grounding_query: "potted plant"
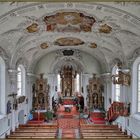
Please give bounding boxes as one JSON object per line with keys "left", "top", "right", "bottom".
{"left": 44, "top": 110, "right": 53, "bottom": 122}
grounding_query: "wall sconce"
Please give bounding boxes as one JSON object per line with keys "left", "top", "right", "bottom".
{"left": 112, "top": 69, "right": 131, "bottom": 86}
{"left": 8, "top": 92, "right": 17, "bottom": 98}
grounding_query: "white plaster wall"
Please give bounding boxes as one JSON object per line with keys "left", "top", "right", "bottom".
{"left": 0, "top": 69, "right": 31, "bottom": 138}
{"left": 81, "top": 52, "right": 101, "bottom": 74}
{"left": 0, "top": 66, "right": 13, "bottom": 138}
{"left": 0, "top": 2, "right": 140, "bottom": 22}
{"left": 34, "top": 51, "right": 101, "bottom": 75}
{"left": 115, "top": 116, "right": 140, "bottom": 138}
{"left": 0, "top": 101, "right": 29, "bottom": 138}
{"left": 0, "top": 76, "right": 11, "bottom": 138}
{"left": 34, "top": 52, "right": 56, "bottom": 76}
{"left": 0, "top": 115, "right": 11, "bottom": 138}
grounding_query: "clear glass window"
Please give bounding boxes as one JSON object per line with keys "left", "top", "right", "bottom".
{"left": 57, "top": 74, "right": 61, "bottom": 92}
{"left": 17, "top": 66, "right": 22, "bottom": 96}
{"left": 137, "top": 65, "right": 140, "bottom": 112}
{"left": 115, "top": 68, "right": 120, "bottom": 102}
{"left": 76, "top": 74, "right": 80, "bottom": 92}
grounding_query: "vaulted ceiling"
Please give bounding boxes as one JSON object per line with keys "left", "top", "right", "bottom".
{"left": 0, "top": 2, "right": 140, "bottom": 73}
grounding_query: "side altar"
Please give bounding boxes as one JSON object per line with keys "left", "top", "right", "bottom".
{"left": 32, "top": 73, "right": 50, "bottom": 110}
{"left": 87, "top": 74, "right": 104, "bottom": 110}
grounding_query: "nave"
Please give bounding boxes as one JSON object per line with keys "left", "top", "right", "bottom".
{"left": 1, "top": 2, "right": 140, "bottom": 139}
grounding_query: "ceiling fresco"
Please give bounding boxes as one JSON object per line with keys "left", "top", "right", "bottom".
{"left": 54, "top": 37, "right": 84, "bottom": 46}
{"left": 99, "top": 24, "right": 112, "bottom": 34}
{"left": 26, "top": 23, "right": 39, "bottom": 33}
{"left": 44, "top": 12, "right": 95, "bottom": 32}
{"left": 0, "top": 2, "right": 140, "bottom": 72}
{"left": 40, "top": 42, "right": 48, "bottom": 49}
{"left": 89, "top": 43, "right": 97, "bottom": 48}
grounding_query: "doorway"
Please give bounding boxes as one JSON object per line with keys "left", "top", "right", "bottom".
{"left": 78, "top": 95, "right": 84, "bottom": 111}
{"left": 18, "top": 110, "right": 24, "bottom": 124}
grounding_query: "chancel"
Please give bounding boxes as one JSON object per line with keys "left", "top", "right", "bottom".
{"left": 0, "top": 2, "right": 140, "bottom": 139}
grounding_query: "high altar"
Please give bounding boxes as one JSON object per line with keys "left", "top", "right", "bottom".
{"left": 60, "top": 66, "right": 77, "bottom": 97}
{"left": 32, "top": 73, "right": 49, "bottom": 110}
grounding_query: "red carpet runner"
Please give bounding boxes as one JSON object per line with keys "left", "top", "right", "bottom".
{"left": 57, "top": 105, "right": 79, "bottom": 138}
{"left": 58, "top": 118, "right": 79, "bottom": 129}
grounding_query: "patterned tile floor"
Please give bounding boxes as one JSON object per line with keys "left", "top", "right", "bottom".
{"left": 57, "top": 105, "right": 80, "bottom": 138}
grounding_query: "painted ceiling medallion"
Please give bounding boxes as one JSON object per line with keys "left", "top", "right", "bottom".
{"left": 26, "top": 23, "right": 39, "bottom": 33}
{"left": 54, "top": 37, "right": 84, "bottom": 46}
{"left": 40, "top": 43, "right": 48, "bottom": 49}
{"left": 90, "top": 43, "right": 97, "bottom": 48}
{"left": 44, "top": 12, "right": 95, "bottom": 32}
{"left": 99, "top": 24, "right": 112, "bottom": 33}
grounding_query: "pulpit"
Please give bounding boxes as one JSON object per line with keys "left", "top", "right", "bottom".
{"left": 107, "top": 101, "right": 130, "bottom": 122}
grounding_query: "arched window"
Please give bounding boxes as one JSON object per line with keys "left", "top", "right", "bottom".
{"left": 17, "top": 66, "right": 22, "bottom": 96}
{"left": 0, "top": 56, "right": 6, "bottom": 114}
{"left": 137, "top": 64, "right": 140, "bottom": 112}
{"left": 115, "top": 68, "right": 121, "bottom": 102}
{"left": 132, "top": 57, "right": 140, "bottom": 114}
{"left": 112, "top": 65, "right": 121, "bottom": 102}
{"left": 75, "top": 73, "right": 80, "bottom": 92}
{"left": 17, "top": 65, "right": 26, "bottom": 96}
{"left": 57, "top": 74, "right": 61, "bottom": 92}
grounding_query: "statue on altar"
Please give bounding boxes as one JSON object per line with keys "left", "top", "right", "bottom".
{"left": 64, "top": 88, "right": 71, "bottom": 97}
{"left": 93, "top": 93, "right": 98, "bottom": 109}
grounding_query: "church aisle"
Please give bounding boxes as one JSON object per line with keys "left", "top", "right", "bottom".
{"left": 57, "top": 105, "right": 80, "bottom": 139}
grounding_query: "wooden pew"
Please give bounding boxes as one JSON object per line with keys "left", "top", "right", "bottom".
{"left": 19, "top": 124, "right": 57, "bottom": 128}
{"left": 16, "top": 129, "right": 56, "bottom": 133}
{"left": 7, "top": 123, "right": 58, "bottom": 139}
{"left": 80, "top": 124, "right": 131, "bottom": 139}
{"left": 81, "top": 129, "right": 123, "bottom": 133}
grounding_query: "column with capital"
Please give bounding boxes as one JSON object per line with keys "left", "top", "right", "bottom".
{"left": 8, "top": 69, "right": 17, "bottom": 132}
{"left": 82, "top": 73, "right": 92, "bottom": 109}
{"left": 26, "top": 72, "right": 36, "bottom": 112}
{"left": 8, "top": 69, "right": 17, "bottom": 96}
{"left": 82, "top": 73, "right": 92, "bottom": 110}
{"left": 48, "top": 74, "right": 56, "bottom": 110}
{"left": 101, "top": 73, "right": 111, "bottom": 110}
